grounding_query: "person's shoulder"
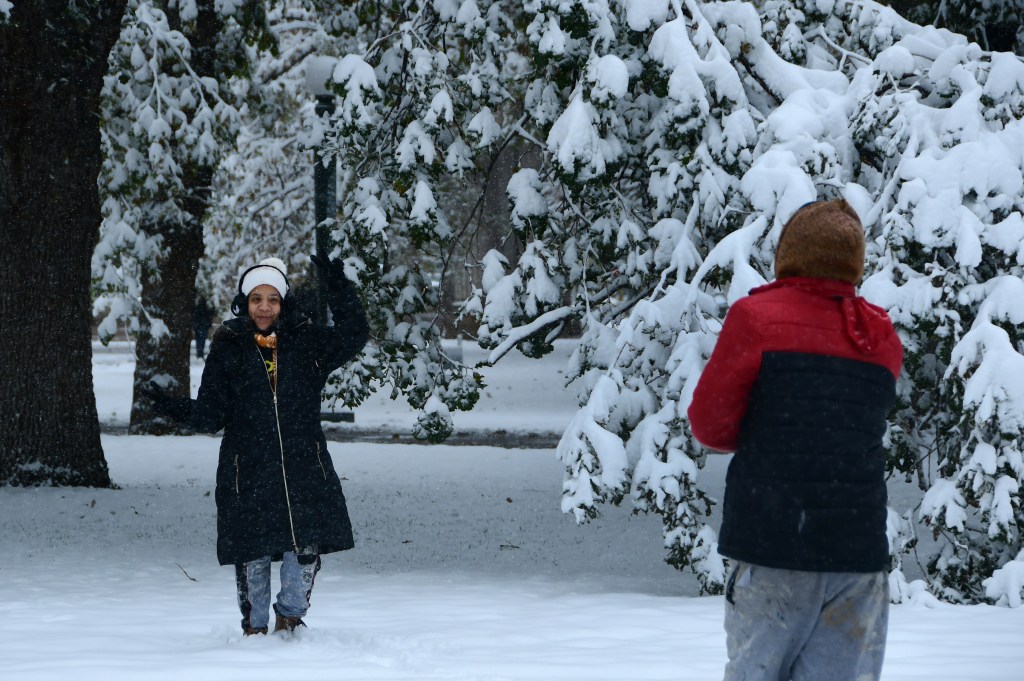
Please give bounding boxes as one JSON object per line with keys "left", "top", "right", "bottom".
{"left": 743, "top": 277, "right": 847, "bottom": 315}
{"left": 279, "top": 312, "right": 314, "bottom": 338}
{"left": 862, "top": 301, "right": 904, "bottom": 369}
{"left": 720, "top": 295, "right": 765, "bottom": 340}
{"left": 213, "top": 319, "right": 248, "bottom": 343}
{"left": 728, "top": 286, "right": 774, "bottom": 320}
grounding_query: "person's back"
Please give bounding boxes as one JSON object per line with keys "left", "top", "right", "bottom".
{"left": 693, "top": 277, "right": 902, "bottom": 573}
{"left": 687, "top": 200, "right": 903, "bottom": 681}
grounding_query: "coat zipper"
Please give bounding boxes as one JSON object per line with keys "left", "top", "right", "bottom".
{"left": 255, "top": 340, "right": 299, "bottom": 553}
{"left": 234, "top": 454, "right": 239, "bottom": 494}
{"left": 315, "top": 441, "right": 327, "bottom": 480}
{"left": 272, "top": 392, "right": 299, "bottom": 553}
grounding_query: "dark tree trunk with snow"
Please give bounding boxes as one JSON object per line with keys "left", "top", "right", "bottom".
{"left": 0, "top": 1, "right": 128, "bottom": 486}
{"left": 130, "top": 1, "right": 221, "bottom": 433}
{"left": 130, "top": 212, "right": 208, "bottom": 434}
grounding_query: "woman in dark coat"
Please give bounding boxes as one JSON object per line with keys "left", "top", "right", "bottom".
{"left": 150, "top": 255, "right": 368, "bottom": 636}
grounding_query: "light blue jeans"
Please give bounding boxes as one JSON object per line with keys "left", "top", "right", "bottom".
{"left": 235, "top": 548, "right": 321, "bottom": 631}
{"left": 723, "top": 561, "right": 888, "bottom": 681}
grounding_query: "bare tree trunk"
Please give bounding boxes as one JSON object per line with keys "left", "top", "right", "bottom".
{"left": 436, "top": 140, "right": 529, "bottom": 337}
{"left": 0, "top": 1, "right": 128, "bottom": 486}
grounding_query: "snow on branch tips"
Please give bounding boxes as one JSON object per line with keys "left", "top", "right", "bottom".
{"left": 331, "top": 55, "right": 381, "bottom": 130}
{"left": 984, "top": 550, "right": 1024, "bottom": 607}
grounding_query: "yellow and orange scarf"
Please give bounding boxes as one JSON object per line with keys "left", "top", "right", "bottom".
{"left": 254, "top": 332, "right": 278, "bottom": 392}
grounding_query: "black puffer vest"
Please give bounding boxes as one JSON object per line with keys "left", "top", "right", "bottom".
{"left": 718, "top": 352, "right": 896, "bottom": 572}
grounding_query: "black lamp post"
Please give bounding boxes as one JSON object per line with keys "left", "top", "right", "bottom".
{"left": 305, "top": 56, "right": 338, "bottom": 326}
{"left": 304, "top": 57, "right": 354, "bottom": 424}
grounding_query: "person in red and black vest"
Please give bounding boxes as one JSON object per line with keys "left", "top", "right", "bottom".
{"left": 688, "top": 200, "right": 903, "bottom": 681}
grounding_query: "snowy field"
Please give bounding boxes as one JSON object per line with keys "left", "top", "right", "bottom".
{"left": 0, "top": 341, "right": 1021, "bottom": 680}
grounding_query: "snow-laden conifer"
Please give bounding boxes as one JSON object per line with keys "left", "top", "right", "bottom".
{"left": 101, "top": 0, "right": 1024, "bottom": 603}
{"left": 458, "top": 0, "right": 1024, "bottom": 600}
{"left": 95, "top": 1, "right": 253, "bottom": 339}
{"left": 199, "top": 0, "right": 329, "bottom": 314}
{"left": 838, "top": 5, "right": 1024, "bottom": 602}
{"left": 93, "top": 0, "right": 270, "bottom": 433}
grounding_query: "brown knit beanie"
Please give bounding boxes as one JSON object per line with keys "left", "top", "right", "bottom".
{"left": 774, "top": 199, "right": 865, "bottom": 284}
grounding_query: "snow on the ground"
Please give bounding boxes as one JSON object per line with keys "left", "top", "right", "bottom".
{"left": 0, "top": 341, "right": 1019, "bottom": 679}
{"left": 2, "top": 437, "right": 1023, "bottom": 680}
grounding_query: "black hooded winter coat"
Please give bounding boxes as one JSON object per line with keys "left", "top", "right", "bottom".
{"left": 189, "top": 283, "right": 369, "bottom": 565}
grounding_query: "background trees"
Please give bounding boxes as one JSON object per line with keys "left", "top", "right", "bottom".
{"left": 93, "top": 0, "right": 271, "bottom": 434}
{"left": 4, "top": 0, "right": 1022, "bottom": 604}
{"left": 881, "top": 0, "right": 1024, "bottom": 53}
{"left": 306, "top": 0, "right": 1024, "bottom": 602}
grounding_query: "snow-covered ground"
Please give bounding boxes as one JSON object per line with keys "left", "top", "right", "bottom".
{"left": 0, "top": 342, "right": 1020, "bottom": 680}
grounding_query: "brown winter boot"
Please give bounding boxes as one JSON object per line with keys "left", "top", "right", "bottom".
{"left": 243, "top": 625, "right": 268, "bottom": 636}
{"left": 274, "top": 612, "right": 306, "bottom": 633}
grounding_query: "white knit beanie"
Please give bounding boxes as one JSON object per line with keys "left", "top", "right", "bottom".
{"left": 240, "top": 257, "right": 289, "bottom": 297}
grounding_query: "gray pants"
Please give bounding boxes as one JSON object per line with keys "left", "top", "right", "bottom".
{"left": 723, "top": 561, "right": 888, "bottom": 681}
{"left": 235, "top": 549, "right": 321, "bottom": 631}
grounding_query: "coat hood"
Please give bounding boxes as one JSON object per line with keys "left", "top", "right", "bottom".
{"left": 841, "top": 296, "right": 893, "bottom": 354}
